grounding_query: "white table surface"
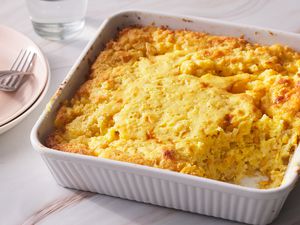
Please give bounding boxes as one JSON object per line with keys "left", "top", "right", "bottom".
{"left": 1, "top": 0, "right": 300, "bottom": 225}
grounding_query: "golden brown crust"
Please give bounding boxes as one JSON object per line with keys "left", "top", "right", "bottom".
{"left": 47, "top": 26, "right": 300, "bottom": 189}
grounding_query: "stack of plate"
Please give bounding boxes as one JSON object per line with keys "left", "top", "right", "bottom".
{"left": 0, "top": 25, "right": 50, "bottom": 134}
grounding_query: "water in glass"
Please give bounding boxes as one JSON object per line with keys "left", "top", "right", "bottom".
{"left": 26, "top": 0, "right": 87, "bottom": 40}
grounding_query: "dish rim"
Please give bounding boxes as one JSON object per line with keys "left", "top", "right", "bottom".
{"left": 31, "top": 9, "right": 300, "bottom": 194}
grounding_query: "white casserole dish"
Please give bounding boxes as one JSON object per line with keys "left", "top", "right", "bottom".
{"left": 31, "top": 10, "right": 300, "bottom": 225}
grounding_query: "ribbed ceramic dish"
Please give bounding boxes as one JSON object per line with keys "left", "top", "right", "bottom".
{"left": 31, "top": 10, "right": 300, "bottom": 225}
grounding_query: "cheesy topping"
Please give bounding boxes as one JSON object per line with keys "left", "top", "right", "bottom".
{"left": 47, "top": 26, "right": 300, "bottom": 189}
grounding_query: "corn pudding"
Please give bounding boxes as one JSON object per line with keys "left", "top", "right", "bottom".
{"left": 46, "top": 26, "right": 300, "bottom": 189}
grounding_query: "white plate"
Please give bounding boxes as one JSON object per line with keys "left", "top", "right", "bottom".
{"left": 0, "top": 72, "right": 49, "bottom": 135}
{"left": 0, "top": 25, "right": 49, "bottom": 127}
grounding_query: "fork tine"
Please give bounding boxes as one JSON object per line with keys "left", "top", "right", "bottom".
{"left": 8, "top": 53, "right": 35, "bottom": 89}
{"left": 15, "top": 49, "right": 28, "bottom": 71}
{"left": 8, "top": 75, "right": 19, "bottom": 87}
{"left": 25, "top": 52, "right": 36, "bottom": 72}
{"left": 0, "top": 76, "right": 7, "bottom": 85}
{"left": 20, "top": 50, "right": 32, "bottom": 72}
{"left": 0, "top": 74, "right": 14, "bottom": 87}
{"left": 10, "top": 49, "right": 26, "bottom": 71}
{"left": 12, "top": 51, "right": 35, "bottom": 88}
{"left": 10, "top": 49, "right": 24, "bottom": 70}
{"left": 4, "top": 74, "right": 16, "bottom": 87}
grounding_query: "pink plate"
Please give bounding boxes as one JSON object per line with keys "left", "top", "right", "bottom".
{"left": 0, "top": 25, "right": 49, "bottom": 126}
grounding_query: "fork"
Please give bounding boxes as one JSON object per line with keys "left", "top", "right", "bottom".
{"left": 0, "top": 70, "right": 32, "bottom": 77}
{"left": 0, "top": 49, "right": 36, "bottom": 91}
{"left": 0, "top": 49, "right": 36, "bottom": 92}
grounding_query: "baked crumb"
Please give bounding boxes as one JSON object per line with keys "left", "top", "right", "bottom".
{"left": 46, "top": 26, "right": 300, "bottom": 189}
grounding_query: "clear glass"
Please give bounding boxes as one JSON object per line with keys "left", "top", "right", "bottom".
{"left": 26, "top": 0, "right": 88, "bottom": 41}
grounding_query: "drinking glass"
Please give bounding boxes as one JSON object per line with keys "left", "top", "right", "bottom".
{"left": 26, "top": 0, "right": 88, "bottom": 41}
